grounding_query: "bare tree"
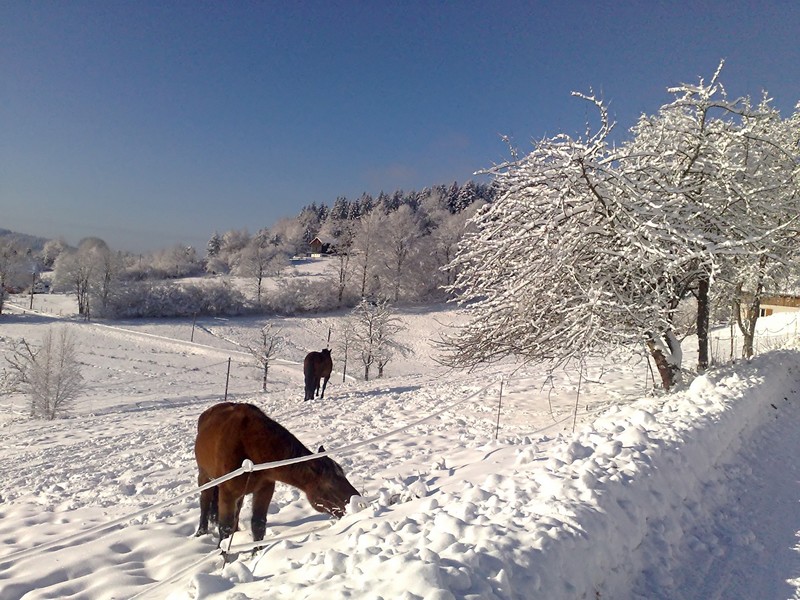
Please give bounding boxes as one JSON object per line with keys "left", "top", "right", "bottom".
{"left": 334, "top": 320, "right": 354, "bottom": 383}
{"left": 243, "top": 323, "right": 285, "bottom": 391}
{"left": 4, "top": 327, "right": 84, "bottom": 419}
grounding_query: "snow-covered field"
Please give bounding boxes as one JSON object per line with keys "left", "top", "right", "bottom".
{"left": 2, "top": 285, "right": 800, "bottom": 599}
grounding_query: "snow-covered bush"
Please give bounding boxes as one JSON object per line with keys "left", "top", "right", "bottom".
{"left": 98, "top": 280, "right": 248, "bottom": 318}
{"left": 122, "top": 245, "right": 204, "bottom": 281}
{"left": 264, "top": 276, "right": 346, "bottom": 315}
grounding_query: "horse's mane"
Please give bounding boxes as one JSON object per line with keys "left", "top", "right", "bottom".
{"left": 245, "top": 403, "right": 315, "bottom": 460}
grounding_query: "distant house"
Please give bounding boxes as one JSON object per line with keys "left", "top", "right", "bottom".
{"left": 308, "top": 235, "right": 332, "bottom": 257}
{"left": 759, "top": 294, "right": 800, "bottom": 317}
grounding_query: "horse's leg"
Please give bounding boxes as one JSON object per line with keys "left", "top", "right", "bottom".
{"left": 217, "top": 484, "right": 240, "bottom": 543}
{"left": 196, "top": 472, "right": 212, "bottom": 536}
{"left": 251, "top": 481, "right": 275, "bottom": 542}
{"left": 304, "top": 373, "right": 313, "bottom": 401}
{"left": 320, "top": 375, "right": 329, "bottom": 399}
{"left": 210, "top": 486, "right": 219, "bottom": 525}
{"left": 315, "top": 376, "right": 322, "bottom": 398}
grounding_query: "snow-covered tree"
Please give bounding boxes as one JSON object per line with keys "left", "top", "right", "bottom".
{"left": 297, "top": 204, "right": 327, "bottom": 247}
{"left": 0, "top": 237, "right": 28, "bottom": 315}
{"left": 349, "top": 298, "right": 409, "bottom": 380}
{"left": 445, "top": 67, "right": 799, "bottom": 390}
{"left": 4, "top": 327, "right": 84, "bottom": 419}
{"left": 205, "top": 229, "right": 250, "bottom": 275}
{"left": 624, "top": 66, "right": 800, "bottom": 368}
{"left": 718, "top": 102, "right": 800, "bottom": 358}
{"left": 445, "top": 93, "right": 680, "bottom": 386}
{"left": 53, "top": 237, "right": 114, "bottom": 319}
{"left": 270, "top": 217, "right": 306, "bottom": 257}
{"left": 236, "top": 230, "right": 287, "bottom": 304}
{"left": 352, "top": 210, "right": 384, "bottom": 298}
{"left": 378, "top": 205, "right": 422, "bottom": 302}
{"left": 150, "top": 245, "right": 202, "bottom": 279}
{"left": 428, "top": 202, "right": 483, "bottom": 290}
{"left": 319, "top": 215, "right": 357, "bottom": 307}
{"left": 206, "top": 232, "right": 222, "bottom": 260}
{"left": 40, "top": 238, "right": 69, "bottom": 269}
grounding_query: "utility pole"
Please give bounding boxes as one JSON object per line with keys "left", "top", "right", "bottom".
{"left": 29, "top": 271, "right": 35, "bottom": 310}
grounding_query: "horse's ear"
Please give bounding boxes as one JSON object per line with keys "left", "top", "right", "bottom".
{"left": 318, "top": 445, "right": 325, "bottom": 453}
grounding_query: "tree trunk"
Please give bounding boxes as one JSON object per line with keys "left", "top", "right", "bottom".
{"left": 735, "top": 292, "right": 761, "bottom": 360}
{"left": 734, "top": 256, "right": 768, "bottom": 359}
{"left": 360, "top": 265, "right": 368, "bottom": 297}
{"left": 646, "top": 331, "right": 682, "bottom": 390}
{"left": 742, "top": 320, "right": 755, "bottom": 358}
{"left": 337, "top": 253, "right": 349, "bottom": 307}
{"left": 696, "top": 273, "right": 710, "bottom": 372}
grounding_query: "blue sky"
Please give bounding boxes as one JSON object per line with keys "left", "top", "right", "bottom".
{"left": 2, "top": 1, "right": 799, "bottom": 254}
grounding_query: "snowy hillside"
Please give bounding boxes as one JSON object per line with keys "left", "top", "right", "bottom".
{"left": 1, "top": 293, "right": 800, "bottom": 599}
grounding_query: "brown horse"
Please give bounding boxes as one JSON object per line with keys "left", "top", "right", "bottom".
{"left": 304, "top": 349, "right": 333, "bottom": 401}
{"left": 194, "top": 402, "right": 359, "bottom": 544}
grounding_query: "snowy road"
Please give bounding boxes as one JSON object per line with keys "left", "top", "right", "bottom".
{"left": 638, "top": 382, "right": 800, "bottom": 599}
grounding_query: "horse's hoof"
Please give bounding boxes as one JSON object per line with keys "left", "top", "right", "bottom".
{"left": 195, "top": 529, "right": 207, "bottom": 537}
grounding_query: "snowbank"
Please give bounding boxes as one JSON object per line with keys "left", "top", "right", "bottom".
{"left": 511, "top": 352, "right": 799, "bottom": 599}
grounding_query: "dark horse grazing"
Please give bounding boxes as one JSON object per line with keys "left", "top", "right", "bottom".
{"left": 304, "top": 348, "right": 333, "bottom": 401}
{"left": 194, "top": 402, "right": 359, "bottom": 544}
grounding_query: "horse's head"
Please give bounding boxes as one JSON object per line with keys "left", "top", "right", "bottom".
{"left": 306, "top": 448, "right": 359, "bottom": 518}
